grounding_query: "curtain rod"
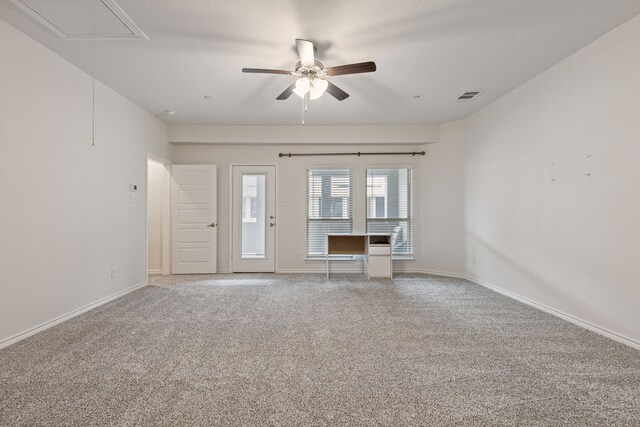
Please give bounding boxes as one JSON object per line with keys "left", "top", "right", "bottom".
{"left": 278, "top": 151, "right": 425, "bottom": 158}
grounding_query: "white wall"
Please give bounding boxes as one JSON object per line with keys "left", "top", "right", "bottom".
{"left": 147, "top": 160, "right": 165, "bottom": 273}
{"left": 421, "top": 121, "right": 466, "bottom": 275}
{"left": 0, "top": 18, "right": 170, "bottom": 345}
{"left": 169, "top": 125, "right": 439, "bottom": 145}
{"left": 171, "top": 139, "right": 465, "bottom": 275}
{"left": 464, "top": 14, "right": 640, "bottom": 346}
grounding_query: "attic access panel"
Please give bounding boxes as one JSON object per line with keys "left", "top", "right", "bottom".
{"left": 8, "top": 0, "right": 148, "bottom": 39}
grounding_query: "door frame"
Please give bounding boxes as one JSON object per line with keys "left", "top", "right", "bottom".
{"left": 229, "top": 163, "right": 278, "bottom": 273}
{"left": 146, "top": 153, "right": 172, "bottom": 276}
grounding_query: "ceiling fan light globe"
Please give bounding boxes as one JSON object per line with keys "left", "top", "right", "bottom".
{"left": 293, "top": 87, "right": 307, "bottom": 98}
{"left": 309, "top": 88, "right": 324, "bottom": 100}
{"left": 309, "top": 78, "right": 328, "bottom": 100}
{"left": 295, "top": 77, "right": 310, "bottom": 91}
{"left": 314, "top": 78, "right": 329, "bottom": 92}
{"left": 293, "top": 77, "right": 310, "bottom": 98}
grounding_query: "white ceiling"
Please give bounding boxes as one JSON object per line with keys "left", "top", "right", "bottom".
{"left": 2, "top": 0, "right": 640, "bottom": 125}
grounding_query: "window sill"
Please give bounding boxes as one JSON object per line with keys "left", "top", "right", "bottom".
{"left": 392, "top": 256, "right": 416, "bottom": 262}
{"left": 304, "top": 255, "right": 415, "bottom": 262}
{"left": 305, "top": 256, "right": 357, "bottom": 262}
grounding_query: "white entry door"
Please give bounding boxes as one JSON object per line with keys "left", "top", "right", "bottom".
{"left": 171, "top": 165, "right": 217, "bottom": 274}
{"left": 231, "top": 165, "right": 276, "bottom": 272}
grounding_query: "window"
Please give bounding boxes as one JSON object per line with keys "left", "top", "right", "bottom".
{"left": 366, "top": 168, "right": 412, "bottom": 256}
{"left": 242, "top": 175, "right": 262, "bottom": 223}
{"left": 307, "top": 169, "right": 353, "bottom": 256}
{"left": 241, "top": 174, "right": 266, "bottom": 258}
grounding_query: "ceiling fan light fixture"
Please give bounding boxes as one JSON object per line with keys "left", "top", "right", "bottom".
{"left": 309, "top": 78, "right": 328, "bottom": 100}
{"left": 293, "top": 77, "right": 311, "bottom": 98}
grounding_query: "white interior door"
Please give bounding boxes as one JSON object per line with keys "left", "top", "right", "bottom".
{"left": 171, "top": 165, "right": 217, "bottom": 274}
{"left": 231, "top": 165, "right": 276, "bottom": 272}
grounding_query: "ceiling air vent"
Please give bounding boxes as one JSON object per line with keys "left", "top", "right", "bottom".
{"left": 8, "top": 0, "right": 148, "bottom": 40}
{"left": 455, "top": 91, "right": 483, "bottom": 102}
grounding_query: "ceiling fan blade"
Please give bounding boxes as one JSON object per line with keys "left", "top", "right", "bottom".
{"left": 326, "top": 61, "right": 377, "bottom": 76}
{"left": 276, "top": 83, "right": 297, "bottom": 100}
{"left": 326, "top": 81, "right": 349, "bottom": 101}
{"left": 242, "top": 68, "right": 292, "bottom": 75}
{"left": 295, "top": 39, "right": 315, "bottom": 67}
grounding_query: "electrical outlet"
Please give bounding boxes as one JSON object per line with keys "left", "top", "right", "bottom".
{"left": 472, "top": 256, "right": 476, "bottom": 265}
{"left": 296, "top": 250, "right": 301, "bottom": 259}
{"left": 111, "top": 267, "right": 117, "bottom": 278}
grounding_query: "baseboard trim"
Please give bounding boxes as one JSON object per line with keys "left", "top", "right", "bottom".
{"left": 275, "top": 268, "right": 466, "bottom": 277}
{"left": 277, "top": 268, "right": 365, "bottom": 274}
{"left": 464, "top": 275, "right": 640, "bottom": 351}
{"left": 147, "top": 269, "right": 162, "bottom": 275}
{"left": 0, "top": 281, "right": 148, "bottom": 350}
{"left": 412, "top": 269, "right": 467, "bottom": 279}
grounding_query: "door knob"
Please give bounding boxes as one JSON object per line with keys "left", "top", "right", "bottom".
{"left": 270, "top": 222, "right": 276, "bottom": 227}
{"left": 270, "top": 215, "right": 275, "bottom": 219}
{"left": 207, "top": 223, "right": 217, "bottom": 228}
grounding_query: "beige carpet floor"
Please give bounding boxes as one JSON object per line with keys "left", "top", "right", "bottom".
{"left": 0, "top": 273, "right": 639, "bottom": 426}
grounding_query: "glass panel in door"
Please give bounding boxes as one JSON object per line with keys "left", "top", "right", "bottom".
{"left": 241, "top": 174, "right": 266, "bottom": 258}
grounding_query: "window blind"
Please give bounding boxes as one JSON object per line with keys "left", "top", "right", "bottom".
{"left": 307, "top": 168, "right": 353, "bottom": 256}
{"left": 366, "top": 168, "right": 412, "bottom": 256}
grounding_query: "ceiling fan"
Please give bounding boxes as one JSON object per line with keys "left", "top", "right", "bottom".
{"left": 242, "top": 39, "right": 376, "bottom": 101}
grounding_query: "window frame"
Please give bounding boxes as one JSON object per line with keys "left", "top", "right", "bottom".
{"left": 364, "top": 165, "right": 414, "bottom": 258}
{"left": 306, "top": 166, "right": 355, "bottom": 258}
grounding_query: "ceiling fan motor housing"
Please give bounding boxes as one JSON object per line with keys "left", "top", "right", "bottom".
{"left": 294, "top": 60, "right": 327, "bottom": 79}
